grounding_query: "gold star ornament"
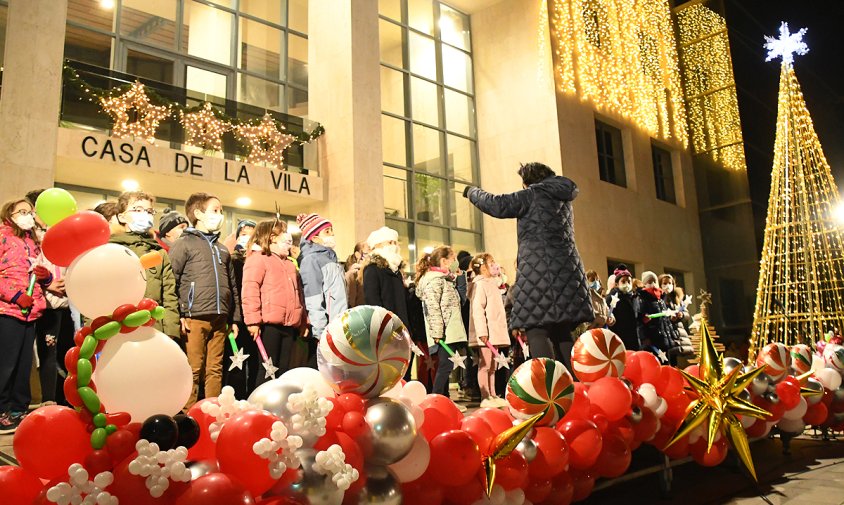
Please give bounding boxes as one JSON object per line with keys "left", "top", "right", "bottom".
{"left": 100, "top": 81, "right": 170, "bottom": 142}
{"left": 666, "top": 321, "right": 771, "bottom": 480}
{"left": 180, "top": 102, "right": 231, "bottom": 151}
{"left": 234, "top": 113, "right": 296, "bottom": 167}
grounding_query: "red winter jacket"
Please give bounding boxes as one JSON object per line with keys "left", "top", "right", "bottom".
{"left": 241, "top": 252, "right": 307, "bottom": 328}
{"left": 0, "top": 224, "right": 46, "bottom": 321}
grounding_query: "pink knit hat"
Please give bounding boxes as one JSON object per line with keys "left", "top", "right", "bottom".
{"left": 296, "top": 213, "right": 332, "bottom": 242}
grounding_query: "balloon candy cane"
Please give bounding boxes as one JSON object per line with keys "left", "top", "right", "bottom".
{"left": 228, "top": 331, "right": 250, "bottom": 371}
{"left": 484, "top": 340, "right": 511, "bottom": 370}
{"left": 439, "top": 340, "right": 467, "bottom": 370}
{"left": 256, "top": 335, "right": 279, "bottom": 379}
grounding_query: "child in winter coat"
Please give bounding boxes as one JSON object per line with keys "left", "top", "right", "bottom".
{"left": 415, "top": 246, "right": 467, "bottom": 400}
{"left": 469, "top": 254, "right": 510, "bottom": 408}
{"left": 297, "top": 213, "right": 347, "bottom": 343}
{"left": 242, "top": 220, "right": 307, "bottom": 383}
{"left": 637, "top": 271, "right": 678, "bottom": 365}
{"left": 659, "top": 274, "right": 694, "bottom": 364}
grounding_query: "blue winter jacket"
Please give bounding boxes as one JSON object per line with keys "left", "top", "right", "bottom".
{"left": 298, "top": 240, "right": 348, "bottom": 339}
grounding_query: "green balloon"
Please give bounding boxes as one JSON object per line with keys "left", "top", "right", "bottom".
{"left": 80, "top": 335, "right": 97, "bottom": 360}
{"left": 93, "top": 413, "right": 107, "bottom": 428}
{"left": 123, "top": 310, "right": 151, "bottom": 328}
{"left": 105, "top": 424, "right": 118, "bottom": 435}
{"left": 91, "top": 428, "right": 108, "bottom": 450}
{"left": 94, "top": 321, "right": 121, "bottom": 341}
{"left": 151, "top": 306, "right": 166, "bottom": 321}
{"left": 78, "top": 386, "right": 101, "bottom": 413}
{"left": 76, "top": 359, "right": 93, "bottom": 387}
{"left": 34, "top": 188, "right": 77, "bottom": 226}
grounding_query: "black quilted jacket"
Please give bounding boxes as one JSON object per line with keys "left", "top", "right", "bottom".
{"left": 465, "top": 176, "right": 594, "bottom": 330}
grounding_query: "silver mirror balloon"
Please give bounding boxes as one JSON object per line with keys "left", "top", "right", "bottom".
{"left": 364, "top": 398, "right": 417, "bottom": 465}
{"left": 272, "top": 449, "right": 345, "bottom": 505}
{"left": 805, "top": 378, "right": 824, "bottom": 405}
{"left": 186, "top": 460, "right": 218, "bottom": 481}
{"left": 356, "top": 465, "right": 402, "bottom": 505}
{"left": 516, "top": 437, "right": 538, "bottom": 463}
{"left": 723, "top": 357, "right": 743, "bottom": 375}
{"left": 248, "top": 379, "right": 303, "bottom": 421}
{"left": 751, "top": 372, "right": 770, "bottom": 396}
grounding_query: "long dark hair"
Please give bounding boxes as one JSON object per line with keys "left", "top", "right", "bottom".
{"left": 414, "top": 246, "right": 453, "bottom": 284}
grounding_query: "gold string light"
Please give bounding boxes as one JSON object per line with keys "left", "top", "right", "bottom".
{"left": 99, "top": 81, "right": 170, "bottom": 143}
{"left": 180, "top": 102, "right": 231, "bottom": 151}
{"left": 234, "top": 113, "right": 297, "bottom": 167}
{"left": 749, "top": 24, "right": 844, "bottom": 359}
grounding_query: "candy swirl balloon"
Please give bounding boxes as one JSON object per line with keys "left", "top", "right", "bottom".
{"left": 506, "top": 358, "right": 574, "bottom": 426}
{"left": 571, "top": 328, "right": 626, "bottom": 383}
{"left": 789, "top": 344, "right": 813, "bottom": 375}
{"left": 755, "top": 342, "right": 791, "bottom": 382}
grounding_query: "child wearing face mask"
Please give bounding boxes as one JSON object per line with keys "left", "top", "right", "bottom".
{"left": 296, "top": 213, "right": 347, "bottom": 347}
{"left": 109, "top": 191, "right": 180, "bottom": 340}
{"left": 170, "top": 192, "right": 242, "bottom": 408}
{"left": 242, "top": 220, "right": 307, "bottom": 382}
{"left": 468, "top": 254, "right": 510, "bottom": 408}
{"left": 659, "top": 274, "right": 694, "bottom": 363}
{"left": 362, "top": 227, "right": 410, "bottom": 329}
{"left": 222, "top": 218, "right": 257, "bottom": 396}
{"left": 585, "top": 269, "right": 614, "bottom": 329}
{"left": 604, "top": 264, "right": 640, "bottom": 352}
{"left": 637, "top": 271, "right": 678, "bottom": 365}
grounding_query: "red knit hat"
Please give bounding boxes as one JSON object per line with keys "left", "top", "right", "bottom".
{"left": 296, "top": 213, "right": 332, "bottom": 242}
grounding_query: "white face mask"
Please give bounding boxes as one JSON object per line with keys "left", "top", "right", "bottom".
{"left": 127, "top": 211, "right": 154, "bottom": 234}
{"left": 662, "top": 283, "right": 674, "bottom": 293}
{"left": 13, "top": 214, "right": 35, "bottom": 231}
{"left": 271, "top": 235, "right": 293, "bottom": 257}
{"left": 236, "top": 234, "right": 250, "bottom": 249}
{"left": 321, "top": 236, "right": 337, "bottom": 249}
{"left": 200, "top": 211, "right": 224, "bottom": 232}
{"left": 618, "top": 282, "right": 632, "bottom": 293}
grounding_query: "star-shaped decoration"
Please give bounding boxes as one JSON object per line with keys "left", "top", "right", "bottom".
{"left": 100, "top": 81, "right": 170, "bottom": 143}
{"left": 180, "top": 102, "right": 231, "bottom": 151}
{"left": 610, "top": 293, "right": 620, "bottom": 311}
{"left": 764, "top": 22, "right": 809, "bottom": 65}
{"left": 229, "top": 348, "right": 250, "bottom": 371}
{"left": 682, "top": 294, "right": 693, "bottom": 309}
{"left": 656, "top": 349, "right": 668, "bottom": 364}
{"left": 262, "top": 357, "right": 279, "bottom": 379}
{"left": 494, "top": 352, "right": 511, "bottom": 370}
{"left": 449, "top": 353, "right": 467, "bottom": 370}
{"left": 409, "top": 342, "right": 424, "bottom": 357}
{"left": 234, "top": 113, "right": 297, "bottom": 167}
{"left": 666, "top": 321, "right": 771, "bottom": 481}
{"left": 697, "top": 289, "right": 712, "bottom": 307}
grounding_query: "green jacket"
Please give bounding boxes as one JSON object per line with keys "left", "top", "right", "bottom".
{"left": 109, "top": 233, "right": 181, "bottom": 339}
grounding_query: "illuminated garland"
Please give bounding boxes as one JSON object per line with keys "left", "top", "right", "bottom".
{"left": 235, "top": 113, "right": 297, "bottom": 167}
{"left": 180, "top": 102, "right": 232, "bottom": 151}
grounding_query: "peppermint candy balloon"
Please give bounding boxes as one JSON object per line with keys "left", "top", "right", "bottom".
{"left": 823, "top": 344, "right": 844, "bottom": 375}
{"left": 755, "top": 342, "right": 791, "bottom": 382}
{"left": 318, "top": 306, "right": 411, "bottom": 398}
{"left": 571, "top": 328, "right": 626, "bottom": 383}
{"left": 789, "top": 344, "right": 813, "bottom": 375}
{"left": 506, "top": 358, "right": 574, "bottom": 426}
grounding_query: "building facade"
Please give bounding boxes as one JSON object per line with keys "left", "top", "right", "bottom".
{"left": 0, "top": 0, "right": 757, "bottom": 333}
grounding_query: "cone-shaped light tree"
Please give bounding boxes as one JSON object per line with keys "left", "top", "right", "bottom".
{"left": 750, "top": 23, "right": 844, "bottom": 359}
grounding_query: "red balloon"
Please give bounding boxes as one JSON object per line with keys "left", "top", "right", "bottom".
{"left": 341, "top": 411, "right": 369, "bottom": 439}
{"left": 0, "top": 466, "right": 44, "bottom": 505}
{"left": 14, "top": 406, "right": 92, "bottom": 480}
{"left": 106, "top": 428, "right": 139, "bottom": 465}
{"left": 804, "top": 402, "right": 828, "bottom": 426}
{"left": 530, "top": 427, "right": 569, "bottom": 480}
{"left": 63, "top": 375, "right": 83, "bottom": 408}
{"left": 443, "top": 473, "right": 483, "bottom": 504}
{"left": 187, "top": 398, "right": 219, "bottom": 461}
{"left": 401, "top": 478, "right": 444, "bottom": 505}
{"left": 420, "top": 394, "right": 464, "bottom": 424}
{"left": 216, "top": 410, "right": 283, "bottom": 497}
{"left": 594, "top": 432, "right": 631, "bottom": 478}
{"left": 525, "top": 475, "right": 552, "bottom": 504}
{"left": 570, "top": 469, "right": 596, "bottom": 502}
{"left": 460, "top": 416, "right": 495, "bottom": 454}
{"left": 324, "top": 397, "right": 344, "bottom": 431}
{"left": 776, "top": 381, "right": 801, "bottom": 410}
{"left": 175, "top": 473, "right": 256, "bottom": 505}
{"left": 655, "top": 366, "right": 685, "bottom": 399}
{"left": 559, "top": 383, "right": 591, "bottom": 423}
{"left": 623, "top": 352, "right": 661, "bottom": 386}
{"left": 64, "top": 346, "right": 81, "bottom": 374}
{"left": 427, "top": 430, "right": 482, "bottom": 486}
{"left": 649, "top": 416, "right": 680, "bottom": 451}
{"left": 111, "top": 458, "right": 188, "bottom": 505}
{"left": 663, "top": 391, "right": 693, "bottom": 423}
{"left": 663, "top": 434, "right": 690, "bottom": 460}
{"left": 496, "top": 450, "right": 529, "bottom": 490}
{"left": 544, "top": 471, "right": 574, "bottom": 505}
{"left": 419, "top": 407, "right": 460, "bottom": 442}
{"left": 609, "top": 417, "right": 635, "bottom": 447}
{"left": 683, "top": 365, "right": 701, "bottom": 384}
{"left": 690, "top": 437, "right": 728, "bottom": 467}
{"left": 744, "top": 418, "right": 770, "bottom": 438}
{"left": 631, "top": 407, "right": 658, "bottom": 444}
{"left": 588, "top": 377, "right": 632, "bottom": 422}
{"left": 557, "top": 420, "right": 602, "bottom": 470}
{"left": 472, "top": 407, "right": 514, "bottom": 434}
{"left": 754, "top": 395, "right": 786, "bottom": 422}
{"left": 337, "top": 393, "right": 366, "bottom": 414}
{"left": 84, "top": 449, "right": 114, "bottom": 475}
{"left": 41, "top": 211, "right": 110, "bottom": 266}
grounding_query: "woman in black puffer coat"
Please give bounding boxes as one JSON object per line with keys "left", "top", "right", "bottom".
{"left": 464, "top": 162, "right": 593, "bottom": 366}
{"left": 636, "top": 271, "right": 679, "bottom": 365}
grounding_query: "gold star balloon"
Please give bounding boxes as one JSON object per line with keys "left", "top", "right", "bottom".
{"left": 234, "top": 113, "right": 296, "bottom": 167}
{"left": 100, "top": 81, "right": 170, "bottom": 143}
{"left": 180, "top": 102, "right": 231, "bottom": 150}
{"left": 666, "top": 321, "right": 771, "bottom": 481}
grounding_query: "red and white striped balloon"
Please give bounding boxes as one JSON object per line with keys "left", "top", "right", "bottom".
{"left": 571, "top": 328, "right": 627, "bottom": 383}
{"left": 755, "top": 342, "right": 791, "bottom": 382}
{"left": 823, "top": 343, "right": 844, "bottom": 374}
{"left": 789, "top": 344, "right": 813, "bottom": 375}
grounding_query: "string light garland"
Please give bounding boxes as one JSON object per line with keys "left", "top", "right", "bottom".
{"left": 235, "top": 113, "right": 297, "bottom": 167}
{"left": 546, "top": 0, "right": 687, "bottom": 146}
{"left": 99, "top": 81, "right": 170, "bottom": 143}
{"left": 180, "top": 102, "right": 231, "bottom": 151}
{"left": 749, "top": 23, "right": 844, "bottom": 359}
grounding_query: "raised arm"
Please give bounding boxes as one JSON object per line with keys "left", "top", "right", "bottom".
{"left": 464, "top": 186, "right": 532, "bottom": 219}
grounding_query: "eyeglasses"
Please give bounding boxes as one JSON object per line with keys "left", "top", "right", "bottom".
{"left": 128, "top": 207, "right": 157, "bottom": 215}
{"left": 11, "top": 209, "right": 33, "bottom": 218}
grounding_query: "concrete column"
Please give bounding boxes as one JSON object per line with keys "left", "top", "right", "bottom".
{"left": 308, "top": 0, "right": 384, "bottom": 254}
{"left": 0, "top": 0, "right": 67, "bottom": 203}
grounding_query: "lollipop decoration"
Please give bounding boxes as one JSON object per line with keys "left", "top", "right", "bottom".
{"left": 439, "top": 340, "right": 467, "bottom": 370}
{"left": 506, "top": 357, "right": 574, "bottom": 426}
{"left": 255, "top": 335, "right": 279, "bottom": 379}
{"left": 756, "top": 342, "right": 791, "bottom": 382}
{"left": 789, "top": 344, "right": 813, "bottom": 375}
{"left": 484, "top": 340, "right": 511, "bottom": 370}
{"left": 571, "top": 328, "right": 626, "bottom": 383}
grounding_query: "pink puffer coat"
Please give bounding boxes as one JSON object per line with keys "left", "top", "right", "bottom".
{"left": 0, "top": 224, "right": 46, "bottom": 321}
{"left": 242, "top": 252, "right": 307, "bottom": 328}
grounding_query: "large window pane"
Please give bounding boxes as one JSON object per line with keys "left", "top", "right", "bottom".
{"left": 127, "top": 50, "right": 174, "bottom": 83}
{"left": 380, "top": 20, "right": 403, "bottom": 68}
{"left": 410, "top": 77, "right": 440, "bottom": 126}
{"left": 408, "top": 0, "right": 434, "bottom": 35}
{"left": 239, "top": 18, "right": 284, "bottom": 80}
{"left": 384, "top": 166, "right": 409, "bottom": 219}
{"left": 288, "top": 33, "right": 308, "bottom": 87}
{"left": 381, "top": 66, "right": 406, "bottom": 116}
{"left": 65, "top": 25, "right": 113, "bottom": 68}
{"left": 288, "top": 0, "right": 308, "bottom": 34}
{"left": 446, "top": 134, "right": 475, "bottom": 182}
{"left": 186, "top": 66, "right": 227, "bottom": 102}
{"left": 412, "top": 124, "right": 444, "bottom": 175}
{"left": 120, "top": 0, "right": 177, "bottom": 49}
{"left": 382, "top": 115, "right": 408, "bottom": 167}
{"left": 441, "top": 45, "right": 473, "bottom": 93}
{"left": 414, "top": 174, "right": 447, "bottom": 224}
{"left": 450, "top": 230, "right": 482, "bottom": 256}
{"left": 185, "top": 1, "right": 233, "bottom": 65}
{"left": 379, "top": 0, "right": 402, "bottom": 22}
{"left": 68, "top": 0, "right": 114, "bottom": 32}
{"left": 450, "top": 181, "right": 481, "bottom": 230}
{"left": 238, "top": 73, "right": 284, "bottom": 111}
{"left": 240, "top": 0, "right": 284, "bottom": 25}
{"left": 385, "top": 218, "right": 412, "bottom": 267}
{"left": 444, "top": 90, "right": 474, "bottom": 136}
{"left": 408, "top": 32, "right": 436, "bottom": 79}
{"left": 416, "top": 224, "right": 448, "bottom": 259}
{"left": 439, "top": 4, "right": 471, "bottom": 51}
{"left": 288, "top": 86, "right": 308, "bottom": 117}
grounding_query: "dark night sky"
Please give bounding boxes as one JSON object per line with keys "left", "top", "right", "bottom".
{"left": 723, "top": 0, "right": 844, "bottom": 217}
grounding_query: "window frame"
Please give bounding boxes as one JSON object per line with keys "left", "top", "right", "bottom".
{"left": 652, "top": 143, "right": 676, "bottom": 204}
{"left": 595, "top": 119, "right": 627, "bottom": 187}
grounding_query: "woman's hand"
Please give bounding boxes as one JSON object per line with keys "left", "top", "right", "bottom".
{"left": 479, "top": 335, "right": 489, "bottom": 344}
{"left": 248, "top": 325, "right": 260, "bottom": 341}
{"left": 46, "top": 278, "right": 65, "bottom": 296}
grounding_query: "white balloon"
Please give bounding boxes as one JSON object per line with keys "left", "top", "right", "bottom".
{"left": 489, "top": 484, "right": 506, "bottom": 505}
{"left": 399, "top": 381, "right": 428, "bottom": 406}
{"left": 638, "top": 383, "right": 659, "bottom": 410}
{"left": 505, "top": 488, "right": 526, "bottom": 505}
{"left": 278, "top": 367, "right": 335, "bottom": 398}
{"left": 688, "top": 425, "right": 705, "bottom": 445}
{"left": 388, "top": 435, "right": 430, "bottom": 483}
{"left": 816, "top": 368, "right": 842, "bottom": 390}
{"left": 782, "top": 397, "right": 808, "bottom": 420}
{"left": 94, "top": 326, "right": 192, "bottom": 421}
{"left": 654, "top": 398, "right": 668, "bottom": 418}
{"left": 739, "top": 414, "right": 757, "bottom": 429}
{"left": 65, "top": 244, "right": 147, "bottom": 319}
{"left": 777, "top": 417, "right": 805, "bottom": 434}
{"left": 381, "top": 382, "right": 402, "bottom": 399}
{"left": 811, "top": 355, "right": 826, "bottom": 373}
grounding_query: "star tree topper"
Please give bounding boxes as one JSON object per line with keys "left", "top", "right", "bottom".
{"left": 764, "top": 22, "right": 808, "bottom": 65}
{"left": 100, "top": 81, "right": 170, "bottom": 143}
{"left": 235, "top": 113, "right": 297, "bottom": 167}
{"left": 180, "top": 102, "right": 231, "bottom": 151}
{"left": 666, "top": 321, "right": 771, "bottom": 481}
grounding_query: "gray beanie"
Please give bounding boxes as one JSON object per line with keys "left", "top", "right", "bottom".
{"left": 158, "top": 208, "right": 188, "bottom": 236}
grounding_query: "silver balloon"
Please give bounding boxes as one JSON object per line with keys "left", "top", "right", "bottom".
{"left": 516, "top": 437, "right": 538, "bottom": 463}
{"left": 274, "top": 449, "right": 345, "bottom": 505}
{"left": 738, "top": 389, "right": 751, "bottom": 402}
{"left": 723, "top": 357, "right": 743, "bottom": 375}
{"left": 247, "top": 379, "right": 303, "bottom": 421}
{"left": 751, "top": 373, "right": 770, "bottom": 396}
{"left": 357, "top": 466, "right": 402, "bottom": 505}
{"left": 764, "top": 392, "right": 780, "bottom": 404}
{"left": 619, "top": 377, "right": 634, "bottom": 392}
{"left": 186, "top": 460, "right": 218, "bottom": 481}
{"left": 628, "top": 406, "right": 643, "bottom": 424}
{"left": 805, "top": 378, "right": 825, "bottom": 405}
{"left": 834, "top": 387, "right": 844, "bottom": 403}
{"left": 365, "top": 398, "right": 417, "bottom": 465}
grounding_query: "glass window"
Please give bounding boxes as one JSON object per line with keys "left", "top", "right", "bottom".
{"left": 380, "top": 19, "right": 404, "bottom": 68}
{"left": 384, "top": 166, "right": 409, "bottom": 219}
{"left": 379, "top": 0, "right": 402, "bottom": 22}
{"left": 410, "top": 77, "right": 440, "bottom": 126}
{"left": 416, "top": 224, "right": 448, "bottom": 255}
{"left": 414, "top": 174, "right": 447, "bottom": 224}
{"left": 449, "top": 181, "right": 480, "bottom": 230}
{"left": 446, "top": 134, "right": 475, "bottom": 182}
{"left": 382, "top": 116, "right": 408, "bottom": 166}
{"left": 288, "top": 86, "right": 308, "bottom": 117}
{"left": 64, "top": 188, "right": 108, "bottom": 214}
{"left": 184, "top": 1, "right": 233, "bottom": 65}
{"left": 65, "top": 25, "right": 113, "bottom": 68}
{"left": 288, "top": 33, "right": 308, "bottom": 87}
{"left": 288, "top": 0, "right": 308, "bottom": 34}
{"left": 663, "top": 269, "right": 687, "bottom": 292}
{"left": 450, "top": 229, "right": 482, "bottom": 257}
{"left": 408, "top": 32, "right": 436, "bottom": 79}
{"left": 444, "top": 90, "right": 474, "bottom": 136}
{"left": 386, "top": 218, "right": 412, "bottom": 267}
{"left": 596, "top": 120, "right": 627, "bottom": 187}
{"left": 412, "top": 124, "right": 443, "bottom": 175}
{"left": 606, "top": 259, "right": 636, "bottom": 278}
{"left": 441, "top": 45, "right": 473, "bottom": 93}
{"left": 439, "top": 4, "right": 470, "bottom": 51}
{"left": 652, "top": 145, "right": 676, "bottom": 203}
{"left": 68, "top": 0, "right": 114, "bottom": 33}
{"left": 186, "top": 66, "right": 228, "bottom": 102}
{"left": 381, "top": 67, "right": 406, "bottom": 116}
{"left": 238, "top": 73, "right": 284, "bottom": 111}
{"left": 239, "top": 17, "right": 284, "bottom": 80}
{"left": 120, "top": 0, "right": 177, "bottom": 49}
{"left": 240, "top": 0, "right": 284, "bottom": 26}
{"left": 408, "top": 0, "right": 434, "bottom": 35}
{"left": 126, "top": 50, "right": 175, "bottom": 83}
